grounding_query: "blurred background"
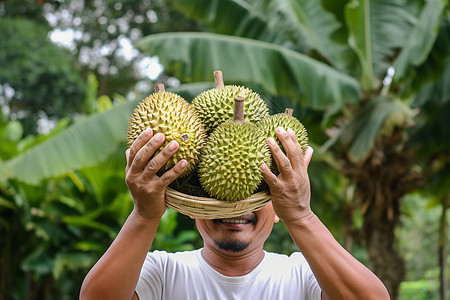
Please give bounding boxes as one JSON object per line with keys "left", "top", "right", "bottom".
{"left": 0, "top": 0, "right": 449, "bottom": 299}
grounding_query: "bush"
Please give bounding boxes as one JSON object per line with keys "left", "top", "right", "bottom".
{"left": 398, "top": 280, "right": 439, "bottom": 300}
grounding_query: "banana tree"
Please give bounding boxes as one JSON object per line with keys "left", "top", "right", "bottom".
{"left": 135, "top": 0, "right": 450, "bottom": 298}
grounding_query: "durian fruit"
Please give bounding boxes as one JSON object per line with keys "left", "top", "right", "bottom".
{"left": 127, "top": 84, "right": 207, "bottom": 176}
{"left": 192, "top": 70, "right": 269, "bottom": 132}
{"left": 198, "top": 96, "right": 271, "bottom": 202}
{"left": 258, "top": 108, "right": 308, "bottom": 172}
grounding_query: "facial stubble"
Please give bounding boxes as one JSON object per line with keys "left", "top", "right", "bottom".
{"left": 214, "top": 237, "right": 250, "bottom": 253}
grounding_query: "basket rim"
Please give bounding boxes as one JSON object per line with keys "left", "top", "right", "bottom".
{"left": 164, "top": 187, "right": 271, "bottom": 219}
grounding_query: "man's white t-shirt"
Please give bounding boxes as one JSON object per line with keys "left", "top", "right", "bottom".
{"left": 135, "top": 249, "right": 322, "bottom": 300}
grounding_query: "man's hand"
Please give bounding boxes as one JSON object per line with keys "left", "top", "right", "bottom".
{"left": 125, "top": 128, "right": 187, "bottom": 220}
{"left": 260, "top": 127, "right": 314, "bottom": 223}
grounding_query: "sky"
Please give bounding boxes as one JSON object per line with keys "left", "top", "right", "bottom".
{"left": 41, "top": 24, "right": 162, "bottom": 134}
{"left": 48, "top": 28, "right": 163, "bottom": 80}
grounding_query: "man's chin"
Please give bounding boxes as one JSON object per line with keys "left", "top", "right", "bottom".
{"left": 214, "top": 238, "right": 250, "bottom": 253}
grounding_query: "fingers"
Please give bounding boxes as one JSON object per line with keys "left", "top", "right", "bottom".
{"left": 287, "top": 128, "right": 301, "bottom": 151}
{"left": 159, "top": 159, "right": 188, "bottom": 186}
{"left": 267, "top": 137, "right": 292, "bottom": 175}
{"left": 141, "top": 140, "right": 180, "bottom": 179}
{"left": 278, "top": 127, "right": 304, "bottom": 170}
{"left": 127, "top": 127, "right": 189, "bottom": 183}
{"left": 125, "top": 148, "right": 131, "bottom": 171}
{"left": 131, "top": 132, "right": 166, "bottom": 171}
{"left": 260, "top": 162, "right": 278, "bottom": 187}
{"left": 266, "top": 127, "right": 299, "bottom": 174}
{"left": 303, "top": 146, "right": 314, "bottom": 169}
{"left": 264, "top": 127, "right": 313, "bottom": 177}
{"left": 127, "top": 128, "right": 153, "bottom": 170}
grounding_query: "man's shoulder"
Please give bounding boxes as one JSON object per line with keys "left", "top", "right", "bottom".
{"left": 150, "top": 248, "right": 201, "bottom": 256}
{"left": 146, "top": 248, "right": 201, "bottom": 265}
{"left": 264, "top": 251, "right": 306, "bottom": 261}
{"left": 263, "top": 251, "right": 310, "bottom": 269}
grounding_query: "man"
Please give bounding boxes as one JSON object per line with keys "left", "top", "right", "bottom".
{"left": 80, "top": 127, "right": 390, "bottom": 299}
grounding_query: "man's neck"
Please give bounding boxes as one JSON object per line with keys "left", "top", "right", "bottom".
{"left": 201, "top": 246, "right": 265, "bottom": 277}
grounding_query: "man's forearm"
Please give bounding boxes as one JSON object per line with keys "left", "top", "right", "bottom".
{"left": 80, "top": 209, "right": 160, "bottom": 300}
{"left": 285, "top": 212, "right": 390, "bottom": 300}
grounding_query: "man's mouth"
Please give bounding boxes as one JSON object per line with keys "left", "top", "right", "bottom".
{"left": 213, "top": 214, "right": 257, "bottom": 225}
{"left": 220, "top": 219, "right": 251, "bottom": 224}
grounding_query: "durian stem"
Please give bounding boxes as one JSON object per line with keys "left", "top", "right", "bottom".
{"left": 233, "top": 95, "right": 245, "bottom": 123}
{"left": 154, "top": 83, "right": 165, "bottom": 92}
{"left": 285, "top": 108, "right": 293, "bottom": 117}
{"left": 214, "top": 70, "right": 224, "bottom": 88}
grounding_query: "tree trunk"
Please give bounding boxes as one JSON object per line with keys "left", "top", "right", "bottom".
{"left": 363, "top": 202, "right": 404, "bottom": 300}
{"left": 342, "top": 129, "right": 423, "bottom": 299}
{"left": 439, "top": 193, "right": 449, "bottom": 300}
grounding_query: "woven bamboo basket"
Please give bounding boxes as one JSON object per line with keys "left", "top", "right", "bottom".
{"left": 165, "top": 187, "right": 271, "bottom": 219}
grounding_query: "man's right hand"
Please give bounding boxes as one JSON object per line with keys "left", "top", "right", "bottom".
{"left": 125, "top": 128, "right": 187, "bottom": 220}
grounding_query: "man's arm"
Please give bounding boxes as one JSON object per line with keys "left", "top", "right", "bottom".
{"left": 260, "top": 127, "right": 390, "bottom": 300}
{"left": 80, "top": 129, "right": 187, "bottom": 300}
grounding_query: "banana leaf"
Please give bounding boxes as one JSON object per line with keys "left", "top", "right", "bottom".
{"left": 137, "top": 32, "right": 362, "bottom": 112}
{"left": 345, "top": 0, "right": 418, "bottom": 90}
{"left": 2, "top": 83, "right": 210, "bottom": 185}
{"left": 321, "top": 95, "right": 403, "bottom": 162}
{"left": 392, "top": 0, "right": 446, "bottom": 82}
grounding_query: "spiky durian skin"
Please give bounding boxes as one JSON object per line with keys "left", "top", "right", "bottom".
{"left": 127, "top": 91, "right": 207, "bottom": 176}
{"left": 258, "top": 114, "right": 308, "bottom": 172}
{"left": 192, "top": 85, "right": 269, "bottom": 132}
{"left": 198, "top": 121, "right": 272, "bottom": 202}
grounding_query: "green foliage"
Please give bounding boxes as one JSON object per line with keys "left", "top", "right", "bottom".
{"left": 169, "top": 0, "right": 357, "bottom": 71}
{"left": 152, "top": 209, "right": 200, "bottom": 252}
{"left": 410, "top": 63, "right": 450, "bottom": 157}
{"left": 407, "top": 13, "right": 450, "bottom": 99}
{"left": 3, "top": 97, "right": 137, "bottom": 185}
{"left": 392, "top": 0, "right": 446, "bottom": 83}
{"left": 399, "top": 280, "right": 439, "bottom": 300}
{"left": 0, "top": 106, "right": 132, "bottom": 298}
{"left": 265, "top": 222, "right": 299, "bottom": 255}
{"left": 1, "top": 127, "right": 130, "bottom": 299}
{"left": 0, "top": 17, "right": 86, "bottom": 134}
{"left": 398, "top": 193, "right": 450, "bottom": 300}
{"left": 0, "top": 0, "right": 49, "bottom": 23}
{"left": 398, "top": 194, "right": 441, "bottom": 279}
{"left": 344, "top": 0, "right": 426, "bottom": 90}
{"left": 0, "top": 113, "right": 23, "bottom": 160}
{"left": 322, "top": 96, "right": 414, "bottom": 162}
